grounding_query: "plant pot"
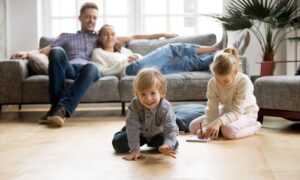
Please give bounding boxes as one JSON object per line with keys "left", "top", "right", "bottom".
{"left": 260, "top": 61, "right": 275, "bottom": 76}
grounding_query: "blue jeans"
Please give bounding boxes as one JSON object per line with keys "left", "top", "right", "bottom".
{"left": 48, "top": 47, "right": 101, "bottom": 117}
{"left": 112, "top": 126, "right": 179, "bottom": 153}
{"left": 125, "top": 43, "right": 214, "bottom": 75}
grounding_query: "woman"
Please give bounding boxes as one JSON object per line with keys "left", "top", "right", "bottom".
{"left": 92, "top": 24, "right": 222, "bottom": 77}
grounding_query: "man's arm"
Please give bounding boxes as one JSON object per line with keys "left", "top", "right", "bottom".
{"left": 117, "top": 33, "right": 178, "bottom": 44}
{"left": 10, "top": 45, "right": 52, "bottom": 59}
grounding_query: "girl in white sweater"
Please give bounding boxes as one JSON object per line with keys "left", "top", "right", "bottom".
{"left": 189, "top": 48, "right": 261, "bottom": 140}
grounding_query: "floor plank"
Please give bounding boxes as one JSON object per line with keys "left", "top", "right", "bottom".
{"left": 0, "top": 104, "right": 299, "bottom": 180}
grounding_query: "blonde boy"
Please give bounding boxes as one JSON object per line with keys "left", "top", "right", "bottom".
{"left": 112, "top": 68, "right": 179, "bottom": 160}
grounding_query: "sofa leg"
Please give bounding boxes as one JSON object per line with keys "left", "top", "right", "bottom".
{"left": 121, "top": 102, "right": 126, "bottom": 116}
{"left": 257, "top": 109, "right": 264, "bottom": 124}
{"left": 18, "top": 104, "right": 22, "bottom": 110}
{"left": 257, "top": 115, "right": 264, "bottom": 124}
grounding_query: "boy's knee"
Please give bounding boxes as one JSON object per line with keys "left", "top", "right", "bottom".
{"left": 112, "top": 132, "right": 130, "bottom": 153}
{"left": 112, "top": 138, "right": 129, "bottom": 153}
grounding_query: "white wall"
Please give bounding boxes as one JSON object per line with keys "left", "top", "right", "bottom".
{"left": 0, "top": 0, "right": 6, "bottom": 59}
{"left": 6, "top": 0, "right": 39, "bottom": 56}
{"left": 6, "top": 0, "right": 290, "bottom": 75}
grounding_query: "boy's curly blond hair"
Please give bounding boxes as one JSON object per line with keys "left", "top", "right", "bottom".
{"left": 133, "top": 68, "right": 167, "bottom": 98}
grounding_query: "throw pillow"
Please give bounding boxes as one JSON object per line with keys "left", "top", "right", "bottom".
{"left": 27, "top": 53, "right": 49, "bottom": 75}
{"left": 173, "top": 104, "right": 206, "bottom": 132}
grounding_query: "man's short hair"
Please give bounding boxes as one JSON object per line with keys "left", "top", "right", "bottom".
{"left": 80, "top": 2, "right": 98, "bottom": 16}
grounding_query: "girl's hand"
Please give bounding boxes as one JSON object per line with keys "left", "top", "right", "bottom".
{"left": 159, "top": 144, "right": 176, "bottom": 158}
{"left": 203, "top": 119, "right": 223, "bottom": 140}
{"left": 127, "top": 54, "right": 139, "bottom": 63}
{"left": 122, "top": 150, "right": 145, "bottom": 161}
{"left": 196, "top": 128, "right": 206, "bottom": 139}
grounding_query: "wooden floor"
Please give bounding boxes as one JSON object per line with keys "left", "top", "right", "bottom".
{"left": 0, "top": 104, "right": 300, "bottom": 180}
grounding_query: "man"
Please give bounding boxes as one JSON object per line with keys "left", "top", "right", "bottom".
{"left": 11, "top": 2, "right": 177, "bottom": 127}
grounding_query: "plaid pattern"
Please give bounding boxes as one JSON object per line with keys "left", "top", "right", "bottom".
{"left": 51, "top": 31, "right": 97, "bottom": 65}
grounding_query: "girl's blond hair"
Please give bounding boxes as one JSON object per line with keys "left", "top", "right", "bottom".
{"left": 133, "top": 68, "right": 167, "bottom": 98}
{"left": 210, "top": 47, "right": 240, "bottom": 75}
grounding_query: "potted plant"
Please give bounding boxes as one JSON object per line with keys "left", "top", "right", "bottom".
{"left": 211, "top": 0, "right": 300, "bottom": 75}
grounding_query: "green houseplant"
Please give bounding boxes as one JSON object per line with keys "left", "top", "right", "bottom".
{"left": 212, "top": 0, "right": 300, "bottom": 75}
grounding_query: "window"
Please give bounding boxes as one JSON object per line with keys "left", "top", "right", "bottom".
{"left": 41, "top": 0, "right": 223, "bottom": 39}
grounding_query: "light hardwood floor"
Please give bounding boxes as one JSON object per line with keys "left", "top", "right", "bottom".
{"left": 0, "top": 104, "right": 299, "bottom": 180}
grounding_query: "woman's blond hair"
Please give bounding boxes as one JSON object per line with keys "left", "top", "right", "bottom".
{"left": 210, "top": 47, "right": 240, "bottom": 75}
{"left": 95, "top": 24, "right": 122, "bottom": 52}
{"left": 133, "top": 68, "right": 167, "bottom": 98}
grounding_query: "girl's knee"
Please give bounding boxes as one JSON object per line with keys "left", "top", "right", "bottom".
{"left": 221, "top": 124, "right": 239, "bottom": 139}
{"left": 188, "top": 116, "right": 204, "bottom": 134}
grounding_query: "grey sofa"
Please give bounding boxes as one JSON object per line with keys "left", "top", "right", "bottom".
{"left": 0, "top": 33, "right": 248, "bottom": 114}
{"left": 254, "top": 76, "right": 300, "bottom": 123}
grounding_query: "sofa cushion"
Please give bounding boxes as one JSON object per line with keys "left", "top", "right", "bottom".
{"left": 27, "top": 53, "right": 49, "bottom": 75}
{"left": 22, "top": 75, "right": 120, "bottom": 103}
{"left": 39, "top": 36, "right": 55, "bottom": 49}
{"left": 126, "top": 33, "right": 216, "bottom": 55}
{"left": 119, "top": 71, "right": 212, "bottom": 102}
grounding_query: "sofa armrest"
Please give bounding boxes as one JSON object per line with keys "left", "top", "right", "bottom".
{"left": 240, "top": 56, "right": 249, "bottom": 76}
{"left": 0, "top": 59, "right": 29, "bottom": 104}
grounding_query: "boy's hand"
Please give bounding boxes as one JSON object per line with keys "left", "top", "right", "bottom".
{"left": 159, "top": 144, "right": 176, "bottom": 158}
{"left": 122, "top": 150, "right": 145, "bottom": 161}
{"left": 203, "top": 119, "right": 223, "bottom": 139}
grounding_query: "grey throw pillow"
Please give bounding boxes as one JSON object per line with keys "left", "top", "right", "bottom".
{"left": 173, "top": 104, "right": 206, "bottom": 132}
{"left": 126, "top": 33, "right": 216, "bottom": 55}
{"left": 27, "top": 53, "right": 49, "bottom": 75}
{"left": 39, "top": 36, "right": 55, "bottom": 49}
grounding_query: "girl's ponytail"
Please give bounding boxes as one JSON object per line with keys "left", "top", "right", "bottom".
{"left": 210, "top": 47, "right": 240, "bottom": 75}
{"left": 223, "top": 47, "right": 239, "bottom": 58}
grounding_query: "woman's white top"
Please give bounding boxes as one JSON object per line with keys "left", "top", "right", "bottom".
{"left": 92, "top": 47, "right": 142, "bottom": 77}
{"left": 205, "top": 72, "right": 259, "bottom": 125}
